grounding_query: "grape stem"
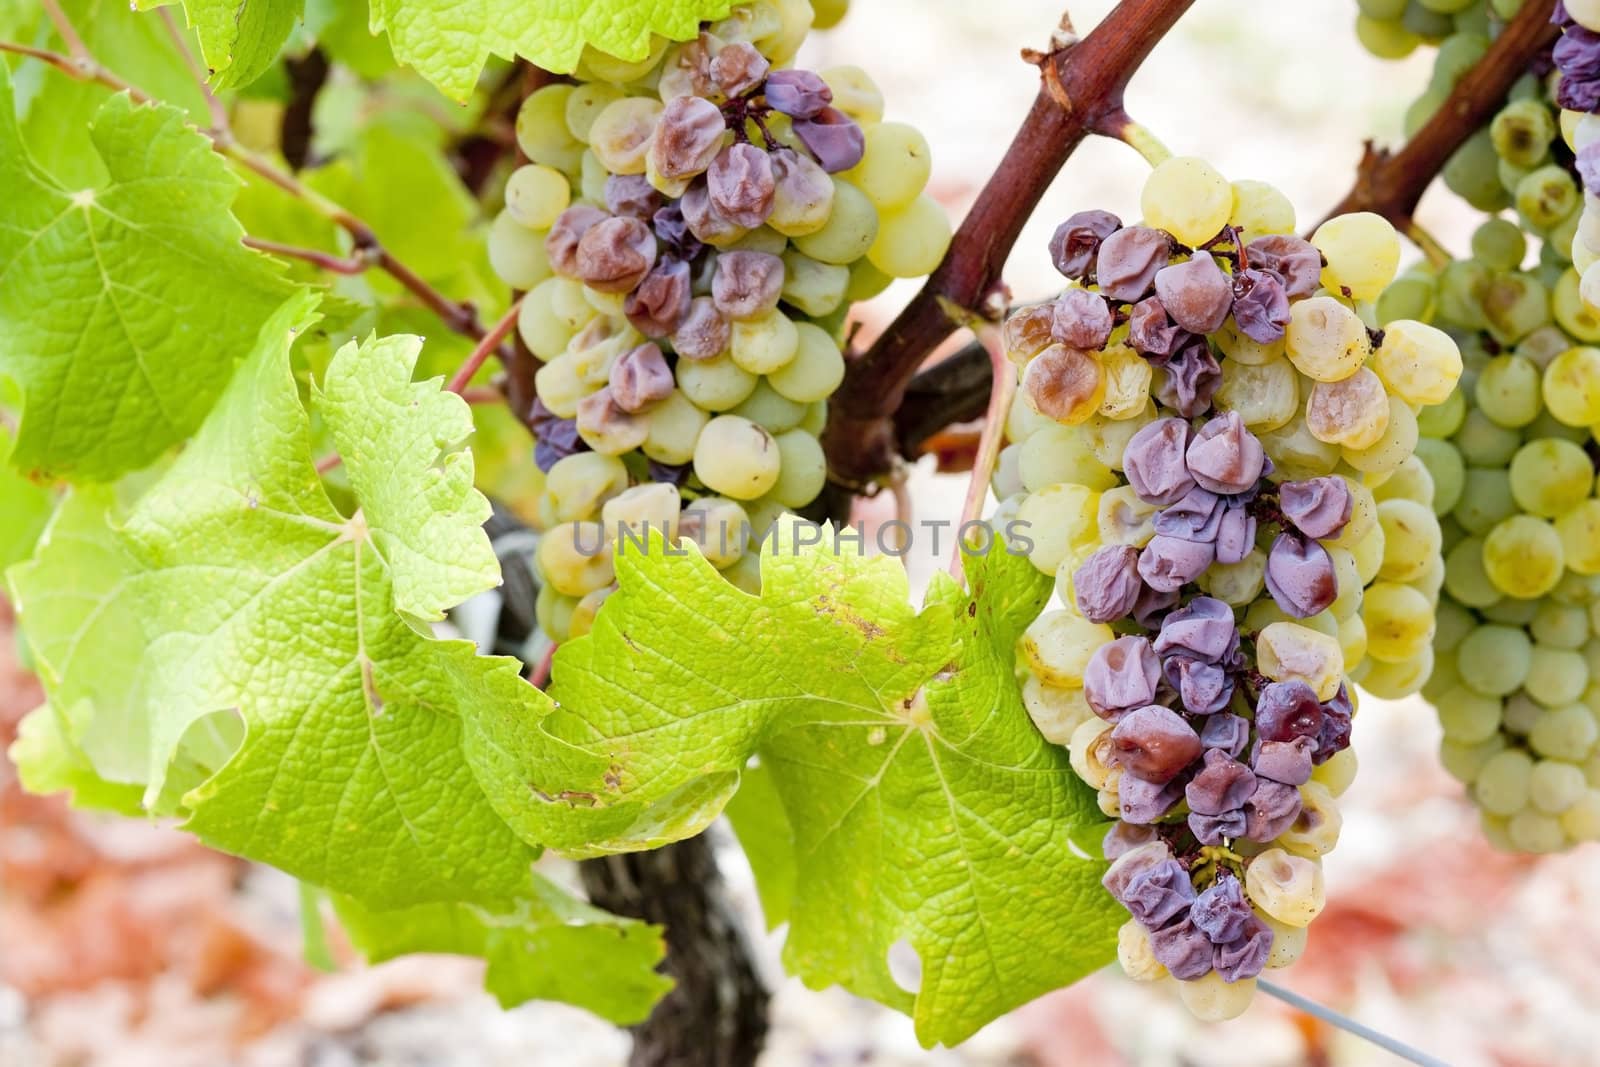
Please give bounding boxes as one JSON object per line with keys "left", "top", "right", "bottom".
{"left": 1256, "top": 979, "right": 1452, "bottom": 1067}
{"left": 822, "top": 0, "right": 1199, "bottom": 491}
{"left": 156, "top": 9, "right": 231, "bottom": 134}
{"left": 1315, "top": 0, "right": 1559, "bottom": 231}
{"left": 0, "top": 31, "right": 516, "bottom": 368}
{"left": 447, "top": 297, "right": 526, "bottom": 394}
{"left": 948, "top": 316, "right": 1014, "bottom": 580}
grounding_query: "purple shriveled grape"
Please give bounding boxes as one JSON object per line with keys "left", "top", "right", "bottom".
{"left": 649, "top": 460, "right": 691, "bottom": 485}
{"left": 1102, "top": 822, "right": 1159, "bottom": 860}
{"left": 1200, "top": 713, "right": 1250, "bottom": 758}
{"left": 1138, "top": 535, "right": 1216, "bottom": 592}
{"left": 1097, "top": 226, "right": 1171, "bottom": 302}
{"left": 1110, "top": 704, "right": 1203, "bottom": 784}
{"left": 672, "top": 296, "right": 730, "bottom": 360}
{"left": 1246, "top": 235, "right": 1323, "bottom": 298}
{"left": 1190, "top": 875, "right": 1254, "bottom": 943}
{"left": 1189, "top": 810, "right": 1248, "bottom": 846}
{"left": 1317, "top": 686, "right": 1354, "bottom": 760}
{"left": 575, "top": 386, "right": 647, "bottom": 447}
{"left": 1214, "top": 502, "right": 1257, "bottom": 566}
{"left": 1278, "top": 477, "right": 1353, "bottom": 540}
{"left": 532, "top": 411, "right": 585, "bottom": 472}
{"left": 681, "top": 179, "right": 744, "bottom": 244}
{"left": 1186, "top": 749, "right": 1258, "bottom": 816}
{"left": 650, "top": 202, "right": 702, "bottom": 259}
{"left": 1252, "top": 736, "right": 1316, "bottom": 786}
{"left": 1243, "top": 780, "right": 1303, "bottom": 842}
{"left": 1084, "top": 635, "right": 1162, "bottom": 720}
{"left": 1119, "top": 859, "right": 1197, "bottom": 930}
{"left": 1254, "top": 681, "right": 1324, "bottom": 743}
{"left": 1164, "top": 655, "right": 1233, "bottom": 715}
{"left": 763, "top": 69, "right": 833, "bottom": 118}
{"left": 1556, "top": 27, "right": 1600, "bottom": 111}
{"left": 1579, "top": 141, "right": 1600, "bottom": 194}
{"left": 1154, "top": 337, "right": 1222, "bottom": 418}
{"left": 709, "top": 41, "right": 770, "bottom": 96}
{"left": 769, "top": 148, "right": 835, "bottom": 221}
{"left": 1074, "top": 545, "right": 1144, "bottom": 624}
{"left": 1124, "top": 418, "right": 1196, "bottom": 506}
{"left": 545, "top": 204, "right": 609, "bottom": 278}
{"left": 1132, "top": 585, "right": 1181, "bottom": 630}
{"left": 1213, "top": 914, "right": 1273, "bottom": 982}
{"left": 1103, "top": 841, "right": 1171, "bottom": 899}
{"left": 1051, "top": 288, "right": 1115, "bottom": 350}
{"left": 1119, "top": 773, "right": 1188, "bottom": 825}
{"left": 1049, "top": 209, "right": 1122, "bottom": 280}
{"left": 625, "top": 259, "right": 692, "bottom": 337}
{"left": 1155, "top": 251, "right": 1233, "bottom": 334}
{"left": 1264, "top": 532, "right": 1338, "bottom": 618}
{"left": 1154, "top": 486, "right": 1223, "bottom": 543}
{"left": 793, "top": 107, "right": 866, "bottom": 172}
{"left": 711, "top": 250, "right": 785, "bottom": 320}
{"left": 1148, "top": 917, "right": 1214, "bottom": 980}
{"left": 576, "top": 216, "right": 658, "bottom": 293}
{"left": 1154, "top": 597, "right": 1240, "bottom": 665}
{"left": 708, "top": 143, "right": 777, "bottom": 229}
{"left": 650, "top": 95, "right": 727, "bottom": 180}
{"left": 609, "top": 343, "right": 676, "bottom": 413}
{"left": 605, "top": 174, "right": 665, "bottom": 221}
{"left": 1186, "top": 411, "right": 1266, "bottom": 495}
{"left": 1127, "top": 296, "right": 1192, "bottom": 359}
{"left": 1231, "top": 268, "right": 1292, "bottom": 344}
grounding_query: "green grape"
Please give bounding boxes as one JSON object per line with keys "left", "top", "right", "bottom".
{"left": 1228, "top": 179, "right": 1296, "bottom": 237}
{"left": 1358, "top": 0, "right": 1409, "bottom": 16}
{"left": 1471, "top": 218, "right": 1529, "bottom": 271}
{"left": 768, "top": 429, "right": 827, "bottom": 509}
{"left": 1404, "top": 1, "right": 1456, "bottom": 40}
{"left": 843, "top": 122, "right": 931, "bottom": 210}
{"left": 693, "top": 415, "right": 781, "bottom": 500}
{"left": 1508, "top": 438, "right": 1593, "bottom": 517}
{"left": 1516, "top": 166, "right": 1580, "bottom": 230}
{"left": 1453, "top": 408, "right": 1521, "bottom": 466}
{"left": 1437, "top": 259, "right": 1491, "bottom": 329}
{"left": 780, "top": 252, "right": 850, "bottom": 317}
{"left": 1376, "top": 498, "right": 1442, "bottom": 582}
{"left": 1529, "top": 703, "right": 1600, "bottom": 759}
{"left": 488, "top": 210, "right": 554, "bottom": 290}
{"left": 1556, "top": 500, "right": 1600, "bottom": 575}
{"left": 1441, "top": 732, "right": 1508, "bottom": 783}
{"left": 1141, "top": 156, "right": 1233, "bottom": 246}
{"left": 1444, "top": 536, "right": 1502, "bottom": 608}
{"left": 766, "top": 322, "right": 846, "bottom": 403}
{"left": 1419, "top": 0, "right": 1479, "bottom": 13}
{"left": 1416, "top": 387, "right": 1466, "bottom": 438}
{"left": 1438, "top": 687, "right": 1504, "bottom": 744}
{"left": 819, "top": 65, "right": 885, "bottom": 124}
{"left": 676, "top": 353, "right": 759, "bottom": 411}
{"left": 1508, "top": 810, "right": 1566, "bottom": 851}
{"left": 564, "top": 82, "right": 625, "bottom": 142}
{"left": 731, "top": 380, "right": 807, "bottom": 433}
{"left": 1482, "top": 273, "right": 1551, "bottom": 346}
{"left": 1343, "top": 395, "right": 1418, "bottom": 473}
{"left": 1529, "top": 760, "right": 1587, "bottom": 815}
{"left": 1459, "top": 623, "right": 1534, "bottom": 696}
{"left": 1542, "top": 345, "right": 1600, "bottom": 426}
{"left": 1363, "top": 581, "right": 1436, "bottom": 663}
{"left": 845, "top": 258, "right": 894, "bottom": 302}
{"left": 1404, "top": 85, "right": 1449, "bottom": 138}
{"left": 1553, "top": 270, "right": 1600, "bottom": 344}
{"left": 1482, "top": 515, "right": 1565, "bottom": 599}
{"left": 504, "top": 163, "right": 571, "bottom": 230}
{"left": 1435, "top": 597, "right": 1477, "bottom": 652}
{"left": 1377, "top": 271, "right": 1437, "bottom": 324}
{"left": 1492, "top": 97, "right": 1557, "bottom": 170}
{"left": 868, "top": 193, "right": 952, "bottom": 278}
{"left": 730, "top": 310, "right": 800, "bottom": 374}
{"left": 1444, "top": 128, "right": 1510, "bottom": 212}
{"left": 1453, "top": 467, "right": 1517, "bottom": 534}
{"left": 1525, "top": 645, "right": 1590, "bottom": 707}
{"left": 1532, "top": 602, "right": 1591, "bottom": 649}
{"left": 1413, "top": 437, "right": 1464, "bottom": 515}
{"left": 1372, "top": 454, "right": 1435, "bottom": 507}
{"left": 1474, "top": 354, "right": 1542, "bottom": 427}
{"left": 793, "top": 178, "right": 879, "bottom": 264}
{"left": 1021, "top": 611, "right": 1113, "bottom": 687}
{"left": 516, "top": 84, "right": 586, "bottom": 174}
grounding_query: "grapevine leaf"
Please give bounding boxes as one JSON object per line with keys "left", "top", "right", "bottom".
{"left": 332, "top": 873, "right": 673, "bottom": 1023}
{"left": 366, "top": 0, "right": 734, "bottom": 100}
{"left": 722, "top": 758, "right": 796, "bottom": 931}
{"left": 462, "top": 527, "right": 1122, "bottom": 1046}
{"left": 0, "top": 65, "right": 294, "bottom": 481}
{"left": 0, "top": 429, "right": 56, "bottom": 571}
{"left": 9, "top": 701, "right": 146, "bottom": 814}
{"left": 136, "top": 0, "right": 304, "bottom": 89}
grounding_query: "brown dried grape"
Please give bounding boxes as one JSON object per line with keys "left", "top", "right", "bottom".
{"left": 649, "top": 96, "right": 728, "bottom": 181}
{"left": 610, "top": 342, "right": 676, "bottom": 413}
{"left": 711, "top": 251, "right": 786, "bottom": 321}
{"left": 545, "top": 204, "right": 608, "bottom": 278}
{"left": 710, "top": 42, "right": 770, "bottom": 96}
{"left": 575, "top": 386, "right": 650, "bottom": 454}
{"left": 681, "top": 178, "right": 748, "bottom": 244}
{"left": 1097, "top": 226, "right": 1171, "bottom": 303}
{"left": 604, "top": 174, "right": 664, "bottom": 221}
{"left": 767, "top": 148, "right": 835, "bottom": 235}
{"left": 624, "top": 258, "right": 692, "bottom": 337}
{"left": 1003, "top": 303, "right": 1057, "bottom": 363}
{"left": 576, "top": 216, "right": 658, "bottom": 293}
{"left": 1023, "top": 344, "right": 1105, "bottom": 424}
{"left": 707, "top": 143, "right": 777, "bottom": 229}
{"left": 1051, "top": 288, "right": 1114, "bottom": 350}
{"left": 673, "top": 296, "right": 731, "bottom": 360}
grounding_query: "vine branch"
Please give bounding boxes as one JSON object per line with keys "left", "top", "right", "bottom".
{"left": 1318, "top": 0, "right": 1559, "bottom": 228}
{"left": 821, "top": 0, "right": 1199, "bottom": 489}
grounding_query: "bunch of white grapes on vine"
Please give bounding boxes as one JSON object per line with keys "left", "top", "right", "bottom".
{"left": 1373, "top": 223, "right": 1600, "bottom": 852}
{"left": 995, "top": 156, "right": 1463, "bottom": 1020}
{"left": 482, "top": 0, "right": 947, "bottom": 640}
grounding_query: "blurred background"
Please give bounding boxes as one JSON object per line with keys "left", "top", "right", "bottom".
{"left": 5, "top": 1, "right": 1600, "bottom": 1065}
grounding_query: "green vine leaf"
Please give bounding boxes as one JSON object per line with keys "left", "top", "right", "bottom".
{"left": 367, "top": 0, "right": 734, "bottom": 100}
{"left": 462, "top": 528, "right": 1122, "bottom": 1047}
{"left": 332, "top": 873, "right": 674, "bottom": 1024}
{"left": 0, "top": 65, "right": 294, "bottom": 482}
{"left": 136, "top": 0, "right": 303, "bottom": 89}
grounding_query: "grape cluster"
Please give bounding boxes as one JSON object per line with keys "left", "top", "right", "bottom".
{"left": 484, "top": 1, "right": 947, "bottom": 639}
{"left": 1376, "top": 241, "right": 1600, "bottom": 852}
{"left": 999, "top": 157, "right": 1464, "bottom": 1019}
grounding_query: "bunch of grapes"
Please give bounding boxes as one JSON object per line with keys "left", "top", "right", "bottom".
{"left": 1375, "top": 235, "right": 1600, "bottom": 852}
{"left": 483, "top": 0, "right": 948, "bottom": 639}
{"left": 997, "top": 156, "right": 1464, "bottom": 1019}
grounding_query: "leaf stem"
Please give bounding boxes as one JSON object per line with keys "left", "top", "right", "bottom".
{"left": 242, "top": 236, "right": 373, "bottom": 274}
{"left": 948, "top": 319, "right": 1015, "bottom": 580}
{"left": 156, "top": 8, "right": 230, "bottom": 134}
{"left": 1256, "top": 979, "right": 1452, "bottom": 1067}
{"left": 39, "top": 0, "right": 89, "bottom": 61}
{"left": 447, "top": 297, "right": 524, "bottom": 394}
{"left": 1405, "top": 221, "right": 1453, "bottom": 271}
